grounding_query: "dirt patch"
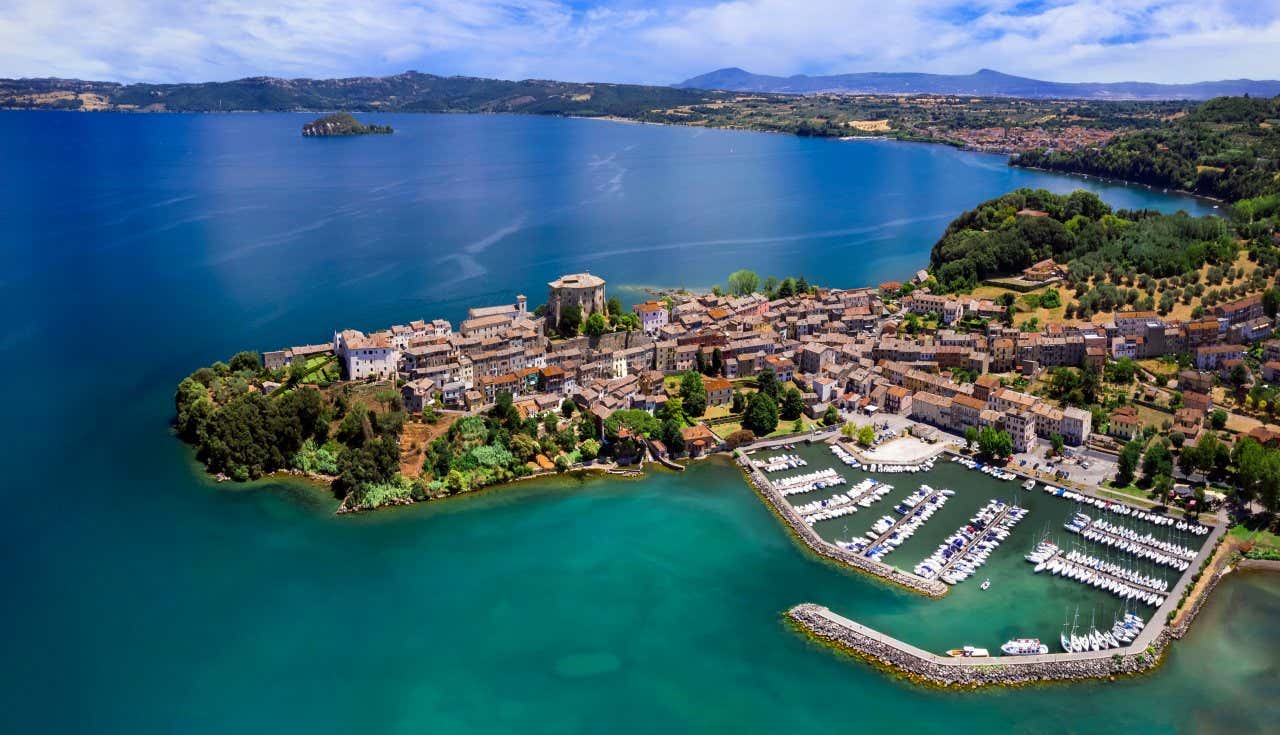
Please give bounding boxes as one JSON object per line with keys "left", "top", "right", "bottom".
{"left": 399, "top": 414, "right": 459, "bottom": 479}
{"left": 846, "top": 119, "right": 891, "bottom": 132}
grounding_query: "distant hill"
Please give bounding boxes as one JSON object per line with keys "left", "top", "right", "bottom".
{"left": 0, "top": 71, "right": 728, "bottom": 115}
{"left": 1012, "top": 95, "right": 1280, "bottom": 201}
{"left": 676, "top": 67, "right": 1280, "bottom": 101}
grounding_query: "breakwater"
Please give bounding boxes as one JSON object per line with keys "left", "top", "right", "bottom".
{"left": 738, "top": 450, "right": 948, "bottom": 597}
{"left": 789, "top": 603, "right": 1164, "bottom": 687}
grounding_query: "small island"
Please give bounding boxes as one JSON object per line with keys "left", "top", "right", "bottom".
{"left": 302, "top": 112, "right": 393, "bottom": 137}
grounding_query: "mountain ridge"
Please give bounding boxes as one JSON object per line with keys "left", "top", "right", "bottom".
{"left": 675, "top": 67, "right": 1280, "bottom": 100}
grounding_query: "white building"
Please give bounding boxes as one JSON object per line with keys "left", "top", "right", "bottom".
{"left": 333, "top": 329, "right": 400, "bottom": 380}
{"left": 634, "top": 301, "right": 669, "bottom": 335}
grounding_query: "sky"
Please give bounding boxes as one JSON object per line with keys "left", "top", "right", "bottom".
{"left": 3, "top": 0, "right": 1279, "bottom": 85}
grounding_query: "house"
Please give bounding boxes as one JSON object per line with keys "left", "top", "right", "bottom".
{"left": 704, "top": 376, "right": 734, "bottom": 407}
{"left": 634, "top": 301, "right": 669, "bottom": 335}
{"left": 1213, "top": 294, "right": 1264, "bottom": 325}
{"left": 1021, "top": 258, "right": 1065, "bottom": 282}
{"left": 680, "top": 425, "right": 718, "bottom": 457}
{"left": 333, "top": 329, "right": 399, "bottom": 380}
{"left": 885, "top": 385, "right": 913, "bottom": 415}
{"left": 1195, "top": 344, "right": 1246, "bottom": 371}
{"left": 1001, "top": 410, "right": 1037, "bottom": 452}
{"left": 401, "top": 378, "right": 437, "bottom": 413}
{"left": 1174, "top": 407, "right": 1205, "bottom": 439}
{"left": 1108, "top": 406, "right": 1141, "bottom": 440}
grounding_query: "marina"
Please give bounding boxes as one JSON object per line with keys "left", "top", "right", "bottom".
{"left": 747, "top": 440, "right": 1215, "bottom": 657}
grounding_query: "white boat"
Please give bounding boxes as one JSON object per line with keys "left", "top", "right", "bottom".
{"left": 980, "top": 578, "right": 991, "bottom": 590}
{"left": 1001, "top": 638, "right": 1048, "bottom": 656}
{"left": 946, "top": 646, "right": 990, "bottom": 658}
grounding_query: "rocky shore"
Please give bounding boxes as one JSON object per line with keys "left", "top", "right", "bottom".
{"left": 789, "top": 603, "right": 1166, "bottom": 687}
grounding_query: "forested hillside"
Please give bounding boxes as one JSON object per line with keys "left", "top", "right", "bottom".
{"left": 1012, "top": 96, "right": 1280, "bottom": 201}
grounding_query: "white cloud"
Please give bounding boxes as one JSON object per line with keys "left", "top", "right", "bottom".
{"left": 0, "top": 0, "right": 1277, "bottom": 84}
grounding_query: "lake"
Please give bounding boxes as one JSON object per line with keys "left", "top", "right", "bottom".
{"left": 1, "top": 111, "right": 1265, "bottom": 734}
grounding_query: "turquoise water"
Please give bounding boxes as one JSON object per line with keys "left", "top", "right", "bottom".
{"left": 0, "top": 111, "right": 1268, "bottom": 733}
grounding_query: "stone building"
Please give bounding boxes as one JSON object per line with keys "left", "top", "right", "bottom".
{"left": 547, "top": 273, "right": 606, "bottom": 332}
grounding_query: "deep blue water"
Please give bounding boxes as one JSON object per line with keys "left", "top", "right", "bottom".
{"left": 2, "top": 111, "right": 1259, "bottom": 735}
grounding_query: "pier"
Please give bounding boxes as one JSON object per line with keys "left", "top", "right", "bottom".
{"left": 1037, "top": 549, "right": 1168, "bottom": 604}
{"left": 934, "top": 503, "right": 1015, "bottom": 578}
{"left": 860, "top": 486, "right": 948, "bottom": 557}
{"left": 1066, "top": 516, "right": 1195, "bottom": 569}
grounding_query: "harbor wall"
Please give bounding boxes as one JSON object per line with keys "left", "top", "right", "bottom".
{"left": 789, "top": 603, "right": 1165, "bottom": 687}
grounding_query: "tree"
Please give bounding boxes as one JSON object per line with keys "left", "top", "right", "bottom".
{"left": 904, "top": 312, "right": 921, "bottom": 335}
{"left": 963, "top": 426, "right": 979, "bottom": 451}
{"left": 856, "top": 424, "right": 876, "bottom": 447}
{"left": 444, "top": 469, "right": 468, "bottom": 494}
{"left": 822, "top": 404, "right": 840, "bottom": 426}
{"left": 579, "top": 438, "right": 601, "bottom": 461}
{"left": 780, "top": 387, "right": 805, "bottom": 420}
{"left": 657, "top": 396, "right": 684, "bottom": 423}
{"left": 1209, "top": 409, "right": 1228, "bottom": 430}
{"left": 731, "top": 390, "right": 746, "bottom": 413}
{"left": 755, "top": 368, "right": 779, "bottom": 399}
{"left": 228, "top": 351, "right": 261, "bottom": 373}
{"left": 727, "top": 269, "right": 761, "bottom": 296}
{"left": 743, "top": 392, "right": 779, "bottom": 436}
{"left": 1264, "top": 287, "right": 1280, "bottom": 318}
{"left": 724, "top": 429, "right": 755, "bottom": 448}
{"left": 762, "top": 276, "right": 779, "bottom": 298}
{"left": 1040, "top": 288, "right": 1062, "bottom": 309}
{"left": 557, "top": 304, "right": 582, "bottom": 338}
{"left": 695, "top": 349, "right": 707, "bottom": 375}
{"left": 776, "top": 278, "right": 796, "bottom": 298}
{"left": 606, "top": 296, "right": 623, "bottom": 317}
{"left": 1050, "top": 433, "right": 1065, "bottom": 455}
{"left": 584, "top": 312, "right": 607, "bottom": 336}
{"left": 710, "top": 347, "right": 723, "bottom": 376}
{"left": 561, "top": 398, "right": 577, "bottom": 418}
{"left": 1104, "top": 358, "right": 1137, "bottom": 385}
{"left": 680, "top": 371, "right": 707, "bottom": 417}
{"left": 1154, "top": 473, "right": 1174, "bottom": 505}
{"left": 1143, "top": 441, "right": 1173, "bottom": 482}
{"left": 976, "top": 426, "right": 1013, "bottom": 459}
{"left": 1116, "top": 439, "right": 1142, "bottom": 486}
{"left": 663, "top": 419, "right": 686, "bottom": 455}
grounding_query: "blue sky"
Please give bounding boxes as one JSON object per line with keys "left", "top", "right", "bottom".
{"left": 3, "top": 1, "right": 1279, "bottom": 84}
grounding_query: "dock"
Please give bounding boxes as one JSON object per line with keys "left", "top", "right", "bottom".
{"left": 934, "top": 504, "right": 1016, "bottom": 577}
{"left": 861, "top": 487, "right": 948, "bottom": 557}
{"left": 1038, "top": 549, "right": 1167, "bottom": 604}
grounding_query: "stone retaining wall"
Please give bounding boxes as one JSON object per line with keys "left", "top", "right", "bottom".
{"left": 789, "top": 603, "right": 1166, "bottom": 687}
{"left": 738, "top": 454, "right": 947, "bottom": 598}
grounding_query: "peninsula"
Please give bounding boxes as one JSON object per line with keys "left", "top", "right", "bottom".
{"left": 302, "top": 112, "right": 392, "bottom": 137}
{"left": 174, "top": 116, "right": 1280, "bottom": 683}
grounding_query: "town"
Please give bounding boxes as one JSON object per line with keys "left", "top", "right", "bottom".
{"left": 251, "top": 255, "right": 1275, "bottom": 508}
